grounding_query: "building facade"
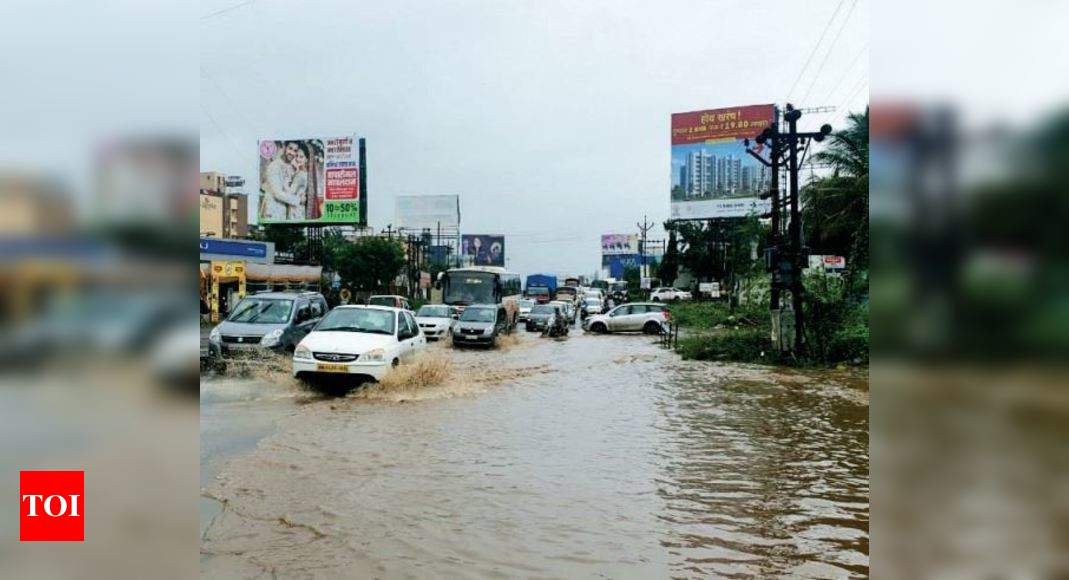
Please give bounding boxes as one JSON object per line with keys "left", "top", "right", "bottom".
{"left": 200, "top": 171, "right": 249, "bottom": 238}
{"left": 199, "top": 191, "right": 224, "bottom": 237}
{"left": 200, "top": 171, "right": 227, "bottom": 195}
{"left": 225, "top": 193, "right": 248, "bottom": 238}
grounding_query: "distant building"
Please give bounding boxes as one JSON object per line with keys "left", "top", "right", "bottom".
{"left": 225, "top": 193, "right": 248, "bottom": 238}
{"left": 200, "top": 171, "right": 249, "bottom": 238}
{"left": 200, "top": 191, "right": 224, "bottom": 238}
{"left": 0, "top": 174, "right": 76, "bottom": 236}
{"left": 200, "top": 171, "right": 227, "bottom": 194}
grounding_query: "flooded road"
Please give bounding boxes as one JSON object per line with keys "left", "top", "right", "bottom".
{"left": 201, "top": 329, "right": 868, "bottom": 578}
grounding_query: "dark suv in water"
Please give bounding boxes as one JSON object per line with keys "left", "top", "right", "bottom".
{"left": 207, "top": 291, "right": 328, "bottom": 359}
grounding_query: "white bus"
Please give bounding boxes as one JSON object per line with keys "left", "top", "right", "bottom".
{"left": 439, "top": 266, "right": 522, "bottom": 327}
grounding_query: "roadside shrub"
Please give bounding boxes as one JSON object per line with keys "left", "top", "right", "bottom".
{"left": 802, "top": 272, "right": 869, "bottom": 364}
{"left": 671, "top": 272, "right": 869, "bottom": 367}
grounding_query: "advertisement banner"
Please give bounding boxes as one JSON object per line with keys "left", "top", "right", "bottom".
{"left": 601, "top": 234, "right": 638, "bottom": 256}
{"left": 395, "top": 195, "right": 461, "bottom": 230}
{"left": 671, "top": 104, "right": 775, "bottom": 219}
{"left": 601, "top": 253, "right": 640, "bottom": 279}
{"left": 259, "top": 136, "right": 364, "bottom": 224}
{"left": 461, "top": 234, "right": 505, "bottom": 266}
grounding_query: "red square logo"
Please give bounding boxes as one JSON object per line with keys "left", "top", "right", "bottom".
{"left": 20, "top": 470, "right": 84, "bottom": 542}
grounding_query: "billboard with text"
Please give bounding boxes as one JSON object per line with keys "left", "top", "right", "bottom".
{"left": 671, "top": 105, "right": 774, "bottom": 219}
{"left": 258, "top": 136, "right": 365, "bottom": 225}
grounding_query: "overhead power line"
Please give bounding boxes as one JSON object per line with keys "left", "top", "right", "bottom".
{"left": 201, "top": 0, "right": 259, "bottom": 22}
{"left": 785, "top": 0, "right": 848, "bottom": 100}
{"left": 799, "top": 0, "right": 861, "bottom": 105}
{"left": 818, "top": 42, "right": 869, "bottom": 105}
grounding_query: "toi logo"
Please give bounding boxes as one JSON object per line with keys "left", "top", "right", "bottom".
{"left": 20, "top": 471, "right": 84, "bottom": 542}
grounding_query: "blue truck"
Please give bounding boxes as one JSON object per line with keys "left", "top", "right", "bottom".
{"left": 524, "top": 274, "right": 557, "bottom": 303}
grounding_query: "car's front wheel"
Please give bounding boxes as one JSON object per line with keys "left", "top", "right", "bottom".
{"left": 590, "top": 322, "right": 607, "bottom": 334}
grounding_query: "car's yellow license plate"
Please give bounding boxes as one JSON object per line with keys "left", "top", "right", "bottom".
{"left": 316, "top": 363, "right": 349, "bottom": 373}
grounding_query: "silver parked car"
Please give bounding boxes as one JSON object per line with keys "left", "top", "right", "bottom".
{"left": 208, "top": 291, "right": 328, "bottom": 358}
{"left": 582, "top": 302, "right": 669, "bottom": 335}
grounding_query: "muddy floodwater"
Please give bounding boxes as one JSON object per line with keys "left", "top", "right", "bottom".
{"left": 201, "top": 329, "right": 868, "bottom": 578}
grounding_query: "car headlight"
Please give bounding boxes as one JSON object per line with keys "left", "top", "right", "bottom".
{"left": 484, "top": 326, "right": 494, "bottom": 335}
{"left": 365, "top": 348, "right": 386, "bottom": 362}
{"left": 294, "top": 344, "right": 311, "bottom": 359}
{"left": 209, "top": 327, "right": 221, "bottom": 343}
{"left": 261, "top": 328, "right": 284, "bottom": 346}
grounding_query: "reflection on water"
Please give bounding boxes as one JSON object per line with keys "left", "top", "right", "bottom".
{"left": 201, "top": 330, "right": 868, "bottom": 578}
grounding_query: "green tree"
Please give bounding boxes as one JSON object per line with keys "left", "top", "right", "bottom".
{"left": 622, "top": 265, "right": 641, "bottom": 293}
{"left": 803, "top": 107, "right": 869, "bottom": 273}
{"left": 332, "top": 237, "right": 406, "bottom": 292}
{"left": 658, "top": 225, "right": 680, "bottom": 285}
{"left": 249, "top": 224, "right": 308, "bottom": 256}
{"left": 675, "top": 217, "right": 765, "bottom": 302}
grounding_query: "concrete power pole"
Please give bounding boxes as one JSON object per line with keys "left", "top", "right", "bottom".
{"left": 747, "top": 104, "right": 833, "bottom": 358}
{"left": 636, "top": 214, "right": 654, "bottom": 279}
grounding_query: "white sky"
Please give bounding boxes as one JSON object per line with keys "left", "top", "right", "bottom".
{"left": 200, "top": 0, "right": 870, "bottom": 277}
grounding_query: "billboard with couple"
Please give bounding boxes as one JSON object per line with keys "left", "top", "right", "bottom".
{"left": 258, "top": 136, "right": 365, "bottom": 225}
{"left": 461, "top": 234, "right": 505, "bottom": 267}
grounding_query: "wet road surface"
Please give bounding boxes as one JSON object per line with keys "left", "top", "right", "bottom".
{"left": 201, "top": 327, "right": 868, "bottom": 578}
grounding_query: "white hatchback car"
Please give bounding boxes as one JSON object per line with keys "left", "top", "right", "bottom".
{"left": 293, "top": 305, "right": 426, "bottom": 382}
{"left": 649, "top": 287, "right": 692, "bottom": 301}
{"left": 414, "top": 304, "right": 456, "bottom": 340}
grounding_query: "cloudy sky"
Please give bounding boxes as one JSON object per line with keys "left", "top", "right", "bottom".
{"left": 200, "top": 0, "right": 869, "bottom": 278}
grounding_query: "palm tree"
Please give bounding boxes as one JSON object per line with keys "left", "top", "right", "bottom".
{"left": 803, "top": 107, "right": 869, "bottom": 274}
{"left": 813, "top": 108, "right": 869, "bottom": 178}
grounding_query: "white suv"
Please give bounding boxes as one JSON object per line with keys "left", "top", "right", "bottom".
{"left": 649, "top": 287, "right": 692, "bottom": 301}
{"left": 583, "top": 302, "right": 670, "bottom": 334}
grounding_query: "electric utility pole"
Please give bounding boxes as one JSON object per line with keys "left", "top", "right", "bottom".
{"left": 746, "top": 104, "right": 832, "bottom": 357}
{"left": 637, "top": 214, "right": 654, "bottom": 278}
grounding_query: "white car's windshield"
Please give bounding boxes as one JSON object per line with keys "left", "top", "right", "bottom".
{"left": 227, "top": 298, "right": 294, "bottom": 324}
{"left": 317, "top": 308, "right": 396, "bottom": 335}
{"left": 518, "top": 299, "right": 535, "bottom": 308}
{"left": 417, "top": 305, "right": 451, "bottom": 318}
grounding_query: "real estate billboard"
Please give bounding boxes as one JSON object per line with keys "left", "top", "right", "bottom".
{"left": 258, "top": 136, "right": 365, "bottom": 225}
{"left": 671, "top": 105, "right": 775, "bottom": 219}
{"left": 461, "top": 234, "right": 505, "bottom": 267}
